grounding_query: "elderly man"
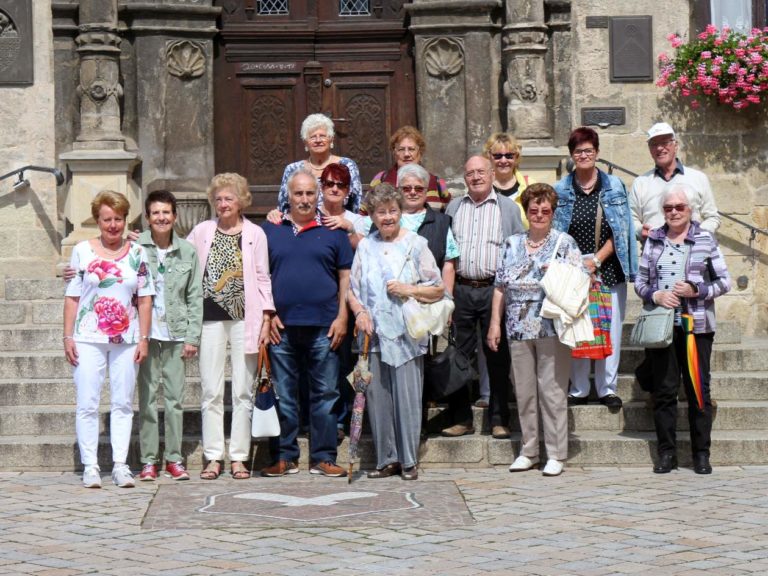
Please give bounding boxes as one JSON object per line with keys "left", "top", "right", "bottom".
{"left": 630, "top": 122, "right": 720, "bottom": 240}
{"left": 261, "top": 168, "right": 353, "bottom": 477}
{"left": 441, "top": 155, "right": 525, "bottom": 439}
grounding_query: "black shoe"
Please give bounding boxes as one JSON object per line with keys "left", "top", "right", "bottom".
{"left": 568, "top": 395, "right": 588, "bottom": 406}
{"left": 653, "top": 453, "right": 678, "bottom": 474}
{"left": 599, "top": 394, "right": 623, "bottom": 409}
{"left": 367, "top": 463, "right": 401, "bottom": 479}
{"left": 693, "top": 453, "right": 712, "bottom": 475}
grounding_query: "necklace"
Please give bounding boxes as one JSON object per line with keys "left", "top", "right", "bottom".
{"left": 526, "top": 230, "right": 550, "bottom": 249}
{"left": 99, "top": 237, "right": 124, "bottom": 257}
{"left": 307, "top": 158, "right": 330, "bottom": 171}
{"left": 576, "top": 171, "right": 597, "bottom": 193}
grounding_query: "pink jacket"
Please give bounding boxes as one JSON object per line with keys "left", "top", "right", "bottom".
{"left": 187, "top": 218, "right": 275, "bottom": 354}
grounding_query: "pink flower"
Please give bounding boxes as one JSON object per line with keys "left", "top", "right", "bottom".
{"left": 86, "top": 259, "right": 122, "bottom": 283}
{"left": 705, "top": 24, "right": 718, "bottom": 35}
{"left": 714, "top": 38, "right": 723, "bottom": 46}
{"left": 671, "top": 37, "right": 684, "bottom": 48}
{"left": 658, "top": 52, "right": 669, "bottom": 62}
{"left": 690, "top": 99, "right": 701, "bottom": 109}
{"left": 701, "top": 51, "right": 712, "bottom": 59}
{"left": 698, "top": 31, "right": 710, "bottom": 40}
{"left": 747, "top": 94, "right": 761, "bottom": 103}
{"left": 93, "top": 297, "right": 130, "bottom": 337}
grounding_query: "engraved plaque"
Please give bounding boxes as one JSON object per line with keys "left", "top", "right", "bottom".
{"left": 0, "top": 0, "right": 32, "bottom": 85}
{"left": 586, "top": 16, "right": 609, "bottom": 29}
{"left": 609, "top": 16, "right": 652, "bottom": 83}
{"left": 581, "top": 107, "right": 626, "bottom": 127}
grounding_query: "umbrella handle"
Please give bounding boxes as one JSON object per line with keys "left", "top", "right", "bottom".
{"left": 362, "top": 333, "right": 370, "bottom": 359}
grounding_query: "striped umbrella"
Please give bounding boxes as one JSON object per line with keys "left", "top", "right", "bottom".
{"left": 680, "top": 312, "right": 705, "bottom": 411}
{"left": 348, "top": 334, "right": 371, "bottom": 483}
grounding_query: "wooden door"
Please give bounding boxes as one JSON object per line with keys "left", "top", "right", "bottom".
{"left": 213, "top": 0, "right": 416, "bottom": 215}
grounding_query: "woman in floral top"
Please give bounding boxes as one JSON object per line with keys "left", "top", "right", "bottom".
{"left": 487, "top": 183, "right": 584, "bottom": 477}
{"left": 63, "top": 191, "right": 154, "bottom": 489}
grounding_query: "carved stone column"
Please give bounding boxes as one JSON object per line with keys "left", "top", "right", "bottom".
{"left": 406, "top": 0, "right": 502, "bottom": 181}
{"left": 503, "top": 0, "right": 550, "bottom": 140}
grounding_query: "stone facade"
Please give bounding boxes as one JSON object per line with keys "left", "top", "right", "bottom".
{"left": 0, "top": 0, "right": 765, "bottom": 334}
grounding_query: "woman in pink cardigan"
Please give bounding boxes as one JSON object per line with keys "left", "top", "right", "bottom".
{"left": 187, "top": 173, "right": 275, "bottom": 480}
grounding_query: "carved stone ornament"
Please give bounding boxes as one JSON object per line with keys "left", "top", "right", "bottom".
{"left": 166, "top": 40, "right": 206, "bottom": 80}
{"left": 424, "top": 37, "right": 464, "bottom": 79}
{"left": 174, "top": 193, "right": 211, "bottom": 238}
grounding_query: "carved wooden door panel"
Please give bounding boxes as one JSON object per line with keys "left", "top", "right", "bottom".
{"left": 213, "top": 0, "right": 415, "bottom": 215}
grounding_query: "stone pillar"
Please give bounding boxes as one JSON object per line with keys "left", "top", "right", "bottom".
{"left": 59, "top": 0, "right": 140, "bottom": 261}
{"left": 406, "top": 0, "right": 502, "bottom": 182}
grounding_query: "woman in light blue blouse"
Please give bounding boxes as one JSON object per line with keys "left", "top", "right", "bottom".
{"left": 487, "top": 183, "right": 584, "bottom": 477}
{"left": 347, "top": 183, "right": 445, "bottom": 481}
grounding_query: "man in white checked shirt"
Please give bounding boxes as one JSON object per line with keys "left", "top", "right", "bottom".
{"left": 443, "top": 155, "right": 525, "bottom": 438}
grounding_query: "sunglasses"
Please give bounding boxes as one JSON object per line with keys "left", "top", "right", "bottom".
{"left": 322, "top": 180, "right": 348, "bottom": 189}
{"left": 528, "top": 208, "right": 552, "bottom": 217}
{"left": 492, "top": 152, "right": 518, "bottom": 160}
{"left": 400, "top": 185, "right": 426, "bottom": 193}
{"left": 663, "top": 203, "right": 688, "bottom": 213}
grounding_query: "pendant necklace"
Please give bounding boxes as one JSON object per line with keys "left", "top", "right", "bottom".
{"left": 99, "top": 237, "right": 124, "bottom": 258}
{"left": 157, "top": 248, "right": 168, "bottom": 274}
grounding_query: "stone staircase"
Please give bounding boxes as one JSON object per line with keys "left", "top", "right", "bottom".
{"left": 1, "top": 278, "right": 767, "bottom": 471}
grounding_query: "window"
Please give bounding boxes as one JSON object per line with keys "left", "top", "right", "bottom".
{"left": 339, "top": 0, "right": 370, "bottom": 16}
{"left": 698, "top": 0, "right": 768, "bottom": 32}
{"left": 258, "top": 0, "right": 288, "bottom": 15}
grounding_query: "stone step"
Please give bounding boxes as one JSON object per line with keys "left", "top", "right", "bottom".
{"left": 4, "top": 278, "right": 64, "bottom": 301}
{"left": 2, "top": 429, "right": 767, "bottom": 471}
{"left": 615, "top": 371, "right": 768, "bottom": 401}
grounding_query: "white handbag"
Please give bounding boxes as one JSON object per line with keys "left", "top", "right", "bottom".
{"left": 251, "top": 345, "right": 281, "bottom": 438}
{"left": 539, "top": 233, "right": 591, "bottom": 318}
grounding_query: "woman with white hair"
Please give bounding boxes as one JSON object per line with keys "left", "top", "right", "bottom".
{"left": 275, "top": 113, "right": 362, "bottom": 215}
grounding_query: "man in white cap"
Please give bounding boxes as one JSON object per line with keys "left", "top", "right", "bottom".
{"left": 630, "top": 122, "right": 720, "bottom": 240}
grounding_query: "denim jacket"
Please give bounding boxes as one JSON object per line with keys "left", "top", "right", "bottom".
{"left": 553, "top": 169, "right": 637, "bottom": 282}
{"left": 138, "top": 230, "right": 203, "bottom": 346}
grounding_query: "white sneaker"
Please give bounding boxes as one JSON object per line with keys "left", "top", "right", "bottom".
{"left": 542, "top": 459, "right": 564, "bottom": 476}
{"left": 82, "top": 465, "right": 101, "bottom": 489}
{"left": 509, "top": 456, "right": 539, "bottom": 472}
{"left": 111, "top": 464, "right": 135, "bottom": 488}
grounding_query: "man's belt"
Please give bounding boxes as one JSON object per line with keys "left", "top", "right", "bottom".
{"left": 456, "top": 276, "right": 494, "bottom": 288}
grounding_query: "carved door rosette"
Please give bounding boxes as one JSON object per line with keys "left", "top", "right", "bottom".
{"left": 423, "top": 37, "right": 464, "bottom": 80}
{"left": 173, "top": 191, "right": 211, "bottom": 238}
{"left": 166, "top": 40, "right": 206, "bottom": 80}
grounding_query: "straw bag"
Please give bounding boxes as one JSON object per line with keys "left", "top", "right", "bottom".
{"left": 251, "top": 344, "right": 280, "bottom": 438}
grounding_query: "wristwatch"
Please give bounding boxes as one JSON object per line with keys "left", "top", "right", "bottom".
{"left": 592, "top": 256, "right": 602, "bottom": 269}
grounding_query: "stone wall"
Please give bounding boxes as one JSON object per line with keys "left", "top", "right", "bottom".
{"left": 569, "top": 0, "right": 768, "bottom": 335}
{"left": 0, "top": 0, "right": 58, "bottom": 290}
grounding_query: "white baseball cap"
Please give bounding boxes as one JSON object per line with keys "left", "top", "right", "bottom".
{"left": 646, "top": 122, "right": 676, "bottom": 141}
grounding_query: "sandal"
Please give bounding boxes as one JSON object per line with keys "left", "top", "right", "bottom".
{"left": 200, "top": 460, "right": 221, "bottom": 480}
{"left": 231, "top": 461, "right": 250, "bottom": 480}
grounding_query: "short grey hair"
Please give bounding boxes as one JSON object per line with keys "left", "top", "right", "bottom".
{"left": 300, "top": 113, "right": 335, "bottom": 141}
{"left": 659, "top": 182, "right": 694, "bottom": 211}
{"left": 287, "top": 166, "right": 319, "bottom": 194}
{"left": 364, "top": 183, "right": 403, "bottom": 214}
{"left": 397, "top": 163, "right": 429, "bottom": 187}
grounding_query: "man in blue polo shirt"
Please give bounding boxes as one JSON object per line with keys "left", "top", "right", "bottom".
{"left": 261, "top": 168, "right": 353, "bottom": 478}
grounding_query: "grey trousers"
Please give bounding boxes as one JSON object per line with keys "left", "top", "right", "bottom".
{"left": 366, "top": 353, "right": 423, "bottom": 470}
{"left": 509, "top": 336, "right": 571, "bottom": 461}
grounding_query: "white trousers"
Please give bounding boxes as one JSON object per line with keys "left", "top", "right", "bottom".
{"left": 199, "top": 321, "right": 258, "bottom": 462}
{"left": 570, "top": 282, "right": 627, "bottom": 398}
{"left": 74, "top": 342, "right": 137, "bottom": 466}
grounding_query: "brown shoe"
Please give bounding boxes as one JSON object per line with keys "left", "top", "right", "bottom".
{"left": 441, "top": 421, "right": 475, "bottom": 437}
{"left": 402, "top": 466, "right": 418, "bottom": 481}
{"left": 367, "top": 463, "right": 401, "bottom": 479}
{"left": 492, "top": 425, "right": 511, "bottom": 439}
{"left": 310, "top": 461, "right": 347, "bottom": 477}
{"left": 261, "top": 460, "right": 299, "bottom": 477}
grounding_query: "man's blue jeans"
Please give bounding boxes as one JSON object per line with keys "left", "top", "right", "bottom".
{"left": 269, "top": 326, "right": 340, "bottom": 464}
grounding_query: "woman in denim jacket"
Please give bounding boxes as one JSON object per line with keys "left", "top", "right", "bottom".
{"left": 553, "top": 127, "right": 637, "bottom": 409}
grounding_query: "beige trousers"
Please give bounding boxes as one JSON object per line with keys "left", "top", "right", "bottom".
{"left": 509, "top": 336, "right": 571, "bottom": 461}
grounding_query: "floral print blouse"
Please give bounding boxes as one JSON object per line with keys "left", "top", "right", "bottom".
{"left": 494, "top": 230, "right": 583, "bottom": 341}
{"left": 65, "top": 241, "right": 155, "bottom": 344}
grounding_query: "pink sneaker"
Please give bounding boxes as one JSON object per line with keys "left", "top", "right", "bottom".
{"left": 139, "top": 463, "right": 158, "bottom": 482}
{"left": 164, "top": 461, "right": 190, "bottom": 481}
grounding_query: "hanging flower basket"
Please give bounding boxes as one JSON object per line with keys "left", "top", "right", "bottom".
{"left": 657, "top": 25, "right": 768, "bottom": 110}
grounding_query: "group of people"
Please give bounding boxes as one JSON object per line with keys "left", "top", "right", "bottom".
{"left": 62, "top": 115, "right": 730, "bottom": 488}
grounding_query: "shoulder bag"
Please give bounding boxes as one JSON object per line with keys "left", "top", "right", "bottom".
{"left": 630, "top": 303, "right": 674, "bottom": 349}
{"left": 251, "top": 344, "right": 281, "bottom": 438}
{"left": 424, "top": 325, "right": 477, "bottom": 399}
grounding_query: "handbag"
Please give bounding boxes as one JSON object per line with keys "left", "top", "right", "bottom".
{"left": 630, "top": 303, "right": 674, "bottom": 349}
{"left": 402, "top": 296, "right": 455, "bottom": 340}
{"left": 251, "top": 344, "right": 281, "bottom": 438}
{"left": 424, "top": 325, "right": 477, "bottom": 399}
{"left": 539, "top": 233, "right": 591, "bottom": 318}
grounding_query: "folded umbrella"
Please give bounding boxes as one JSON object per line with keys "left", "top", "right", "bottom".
{"left": 680, "top": 312, "right": 705, "bottom": 411}
{"left": 348, "top": 333, "right": 371, "bottom": 483}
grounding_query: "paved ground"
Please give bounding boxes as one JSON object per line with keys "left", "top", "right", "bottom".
{"left": 2, "top": 465, "right": 768, "bottom": 575}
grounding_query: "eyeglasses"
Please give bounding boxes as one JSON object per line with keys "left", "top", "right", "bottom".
{"left": 649, "top": 139, "right": 676, "bottom": 150}
{"left": 322, "top": 179, "right": 348, "bottom": 189}
{"left": 308, "top": 134, "right": 329, "bottom": 142}
{"left": 528, "top": 208, "right": 552, "bottom": 217}
{"left": 492, "top": 152, "right": 518, "bottom": 160}
{"left": 663, "top": 203, "right": 688, "bottom": 213}
{"left": 396, "top": 146, "right": 419, "bottom": 155}
{"left": 464, "top": 169, "right": 489, "bottom": 179}
{"left": 400, "top": 185, "right": 426, "bottom": 194}
{"left": 572, "top": 148, "right": 596, "bottom": 158}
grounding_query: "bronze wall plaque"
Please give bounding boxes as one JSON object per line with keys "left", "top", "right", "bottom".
{"left": 0, "top": 0, "right": 32, "bottom": 85}
{"left": 609, "top": 16, "right": 652, "bottom": 83}
{"left": 581, "top": 107, "right": 626, "bottom": 127}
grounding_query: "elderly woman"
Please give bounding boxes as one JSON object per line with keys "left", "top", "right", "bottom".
{"left": 347, "top": 183, "right": 445, "bottom": 480}
{"left": 553, "top": 127, "right": 636, "bottom": 409}
{"left": 635, "top": 183, "right": 730, "bottom": 475}
{"left": 483, "top": 132, "right": 535, "bottom": 227}
{"left": 487, "top": 183, "right": 583, "bottom": 477}
{"left": 64, "top": 191, "right": 154, "bottom": 488}
{"left": 187, "top": 173, "right": 275, "bottom": 480}
{"left": 276, "top": 113, "right": 362, "bottom": 215}
{"left": 370, "top": 125, "right": 450, "bottom": 212}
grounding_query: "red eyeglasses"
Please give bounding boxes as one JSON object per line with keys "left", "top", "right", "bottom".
{"left": 322, "top": 180, "right": 348, "bottom": 189}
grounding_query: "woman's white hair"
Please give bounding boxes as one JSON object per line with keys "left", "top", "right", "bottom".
{"left": 300, "top": 113, "right": 335, "bottom": 141}
{"left": 397, "top": 163, "right": 429, "bottom": 187}
{"left": 659, "top": 182, "right": 694, "bottom": 211}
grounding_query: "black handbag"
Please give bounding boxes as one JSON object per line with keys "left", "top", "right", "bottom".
{"left": 424, "top": 326, "right": 477, "bottom": 399}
